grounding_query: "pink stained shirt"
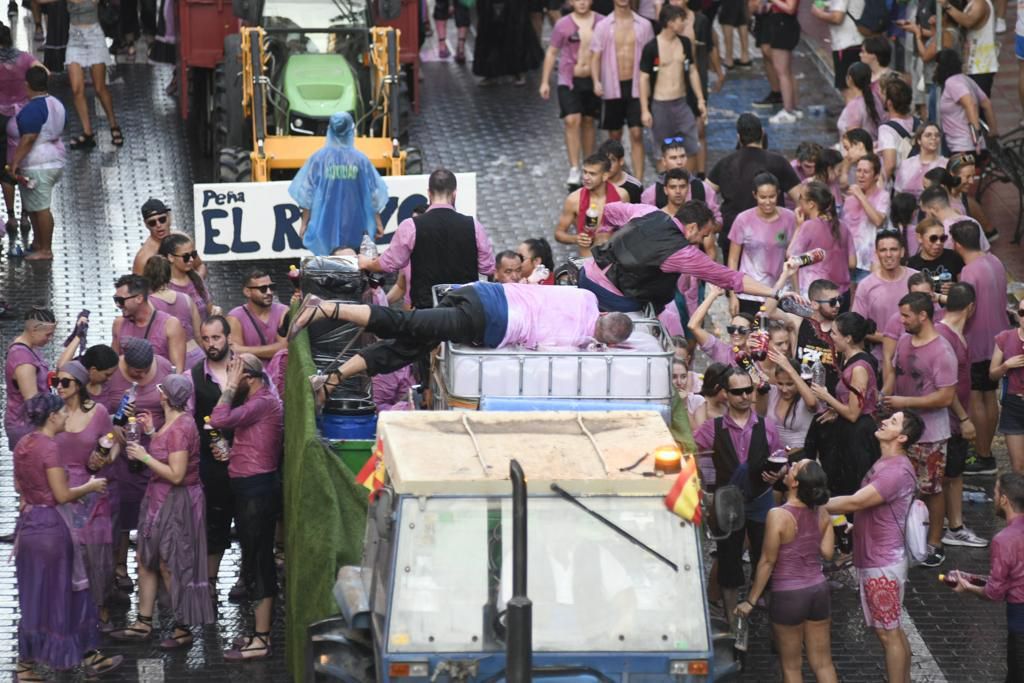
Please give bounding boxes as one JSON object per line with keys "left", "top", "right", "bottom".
{"left": 589, "top": 11, "right": 655, "bottom": 100}
{"left": 940, "top": 74, "right": 989, "bottom": 153}
{"left": 728, "top": 207, "right": 796, "bottom": 302}
{"left": 883, "top": 306, "right": 943, "bottom": 341}
{"left": 892, "top": 333, "right": 958, "bottom": 443}
{"left": 584, "top": 202, "right": 746, "bottom": 296}
{"left": 639, "top": 180, "right": 723, "bottom": 224}
{"left": 851, "top": 267, "right": 918, "bottom": 360}
{"left": 788, "top": 217, "right": 852, "bottom": 295}
{"left": 894, "top": 155, "right": 948, "bottom": 199}
{"left": 4, "top": 342, "right": 50, "bottom": 449}
{"left": 842, "top": 186, "right": 891, "bottom": 271}
{"left": 499, "top": 283, "right": 599, "bottom": 349}
{"left": 995, "top": 328, "right": 1024, "bottom": 396}
{"left": 835, "top": 355, "right": 878, "bottom": 417}
{"left": 942, "top": 213, "right": 990, "bottom": 252}
{"left": 985, "top": 515, "right": 1024, "bottom": 604}
{"left": 962, "top": 253, "right": 1010, "bottom": 363}
{"left": 549, "top": 13, "right": 605, "bottom": 88}
{"left": 852, "top": 455, "right": 917, "bottom": 569}
{"left": 771, "top": 504, "right": 827, "bottom": 592}
{"left": 837, "top": 96, "right": 879, "bottom": 139}
{"left": 0, "top": 52, "right": 35, "bottom": 117}
{"left": 14, "top": 432, "right": 61, "bottom": 506}
{"left": 210, "top": 385, "right": 283, "bottom": 479}
{"left": 377, "top": 203, "right": 495, "bottom": 276}
{"left": 228, "top": 302, "right": 288, "bottom": 348}
{"left": 936, "top": 320, "right": 970, "bottom": 435}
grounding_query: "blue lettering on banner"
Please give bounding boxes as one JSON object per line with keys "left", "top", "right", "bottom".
{"left": 229, "top": 206, "right": 259, "bottom": 253}
{"left": 202, "top": 209, "right": 230, "bottom": 255}
{"left": 201, "top": 189, "right": 247, "bottom": 207}
{"left": 272, "top": 203, "right": 304, "bottom": 252}
{"left": 378, "top": 193, "right": 429, "bottom": 245}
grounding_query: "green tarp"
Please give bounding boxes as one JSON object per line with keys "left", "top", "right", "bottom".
{"left": 283, "top": 329, "right": 369, "bottom": 682}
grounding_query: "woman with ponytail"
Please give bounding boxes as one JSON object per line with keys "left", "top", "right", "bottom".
{"left": 837, "top": 62, "right": 883, "bottom": 139}
{"left": 158, "top": 234, "right": 218, "bottom": 321}
{"left": 14, "top": 393, "right": 122, "bottom": 680}
{"left": 788, "top": 181, "right": 853, "bottom": 300}
{"left": 735, "top": 459, "right": 837, "bottom": 683}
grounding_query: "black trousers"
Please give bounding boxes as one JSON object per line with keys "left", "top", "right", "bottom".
{"left": 230, "top": 473, "right": 280, "bottom": 602}
{"left": 359, "top": 287, "right": 486, "bottom": 376}
{"left": 201, "top": 464, "right": 235, "bottom": 557}
{"left": 1008, "top": 630, "right": 1024, "bottom": 683}
{"left": 717, "top": 519, "right": 766, "bottom": 589}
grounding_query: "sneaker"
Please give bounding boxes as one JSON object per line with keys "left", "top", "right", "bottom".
{"left": 753, "top": 92, "right": 782, "bottom": 108}
{"left": 567, "top": 166, "right": 581, "bottom": 186}
{"left": 942, "top": 526, "right": 989, "bottom": 548}
{"left": 921, "top": 546, "right": 945, "bottom": 568}
{"left": 769, "top": 109, "right": 799, "bottom": 125}
{"left": 964, "top": 456, "right": 998, "bottom": 475}
{"left": 996, "top": 17, "right": 1007, "bottom": 33}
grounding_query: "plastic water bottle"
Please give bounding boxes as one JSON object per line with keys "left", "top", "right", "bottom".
{"left": 112, "top": 382, "right": 138, "bottom": 426}
{"left": 811, "top": 360, "right": 826, "bottom": 387}
{"left": 780, "top": 295, "right": 815, "bottom": 318}
{"left": 962, "top": 490, "right": 991, "bottom": 504}
{"left": 124, "top": 417, "right": 144, "bottom": 473}
{"left": 527, "top": 265, "right": 550, "bottom": 284}
{"left": 734, "top": 614, "right": 749, "bottom": 652}
{"left": 359, "top": 234, "right": 378, "bottom": 259}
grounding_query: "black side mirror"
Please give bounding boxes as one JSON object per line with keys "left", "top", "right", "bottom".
{"left": 377, "top": 0, "right": 402, "bottom": 20}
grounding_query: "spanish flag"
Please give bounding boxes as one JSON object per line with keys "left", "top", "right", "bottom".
{"left": 664, "top": 454, "right": 702, "bottom": 524}
{"left": 355, "top": 438, "right": 386, "bottom": 498}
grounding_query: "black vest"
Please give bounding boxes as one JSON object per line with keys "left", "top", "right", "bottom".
{"left": 711, "top": 416, "right": 770, "bottom": 499}
{"left": 409, "top": 207, "right": 479, "bottom": 309}
{"left": 191, "top": 362, "right": 229, "bottom": 481}
{"left": 655, "top": 177, "right": 705, "bottom": 209}
{"left": 591, "top": 210, "right": 691, "bottom": 309}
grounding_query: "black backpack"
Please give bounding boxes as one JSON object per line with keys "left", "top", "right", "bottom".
{"left": 851, "top": 0, "right": 893, "bottom": 35}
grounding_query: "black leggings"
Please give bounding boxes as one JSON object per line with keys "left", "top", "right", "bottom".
{"left": 231, "top": 473, "right": 280, "bottom": 602}
{"left": 359, "top": 288, "right": 486, "bottom": 376}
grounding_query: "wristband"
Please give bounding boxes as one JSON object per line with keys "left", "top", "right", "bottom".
{"left": 142, "top": 455, "right": 151, "bottom": 464}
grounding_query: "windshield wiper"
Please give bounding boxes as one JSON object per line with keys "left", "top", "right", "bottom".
{"left": 549, "top": 483, "right": 677, "bottom": 572}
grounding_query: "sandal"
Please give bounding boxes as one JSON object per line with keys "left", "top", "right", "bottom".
{"left": 455, "top": 38, "right": 466, "bottom": 65}
{"left": 15, "top": 662, "right": 45, "bottom": 682}
{"left": 224, "top": 632, "right": 271, "bottom": 661}
{"left": 287, "top": 294, "right": 341, "bottom": 341}
{"left": 110, "top": 127, "right": 124, "bottom": 147}
{"left": 108, "top": 614, "right": 153, "bottom": 641}
{"left": 82, "top": 650, "right": 124, "bottom": 677}
{"left": 309, "top": 372, "right": 341, "bottom": 404}
{"left": 437, "top": 42, "right": 450, "bottom": 59}
{"left": 69, "top": 133, "right": 96, "bottom": 151}
{"left": 159, "top": 624, "right": 194, "bottom": 650}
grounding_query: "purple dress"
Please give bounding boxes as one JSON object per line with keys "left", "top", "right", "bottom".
{"left": 4, "top": 343, "right": 50, "bottom": 450}
{"left": 115, "top": 309, "right": 173, "bottom": 365}
{"left": 14, "top": 433, "right": 99, "bottom": 670}
{"left": 137, "top": 416, "right": 214, "bottom": 625}
{"left": 168, "top": 278, "right": 210, "bottom": 320}
{"left": 94, "top": 357, "right": 173, "bottom": 534}
{"left": 54, "top": 404, "right": 115, "bottom": 609}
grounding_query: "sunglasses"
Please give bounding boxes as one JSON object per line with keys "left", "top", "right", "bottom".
{"left": 174, "top": 250, "right": 199, "bottom": 262}
{"left": 113, "top": 293, "right": 141, "bottom": 307}
{"left": 246, "top": 284, "right": 276, "bottom": 293}
{"left": 727, "top": 386, "right": 756, "bottom": 396}
{"left": 726, "top": 325, "right": 750, "bottom": 335}
{"left": 815, "top": 297, "right": 841, "bottom": 307}
{"left": 145, "top": 215, "right": 169, "bottom": 227}
{"left": 49, "top": 376, "right": 76, "bottom": 389}
{"left": 927, "top": 233, "right": 948, "bottom": 243}
{"left": 950, "top": 154, "right": 976, "bottom": 173}
{"left": 663, "top": 135, "right": 686, "bottom": 145}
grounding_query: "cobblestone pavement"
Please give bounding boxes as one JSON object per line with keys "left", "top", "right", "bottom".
{"left": 0, "top": 6, "right": 1014, "bottom": 681}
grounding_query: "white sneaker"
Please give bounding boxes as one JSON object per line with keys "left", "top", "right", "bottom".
{"left": 567, "top": 166, "right": 581, "bottom": 186}
{"left": 942, "top": 525, "right": 989, "bottom": 548}
{"left": 996, "top": 17, "right": 1007, "bottom": 33}
{"left": 769, "top": 109, "right": 799, "bottom": 125}
{"left": 793, "top": 109, "right": 805, "bottom": 120}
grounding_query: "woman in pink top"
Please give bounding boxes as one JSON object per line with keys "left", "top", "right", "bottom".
{"left": 935, "top": 49, "right": 997, "bottom": 153}
{"left": 144, "top": 255, "right": 204, "bottom": 368}
{"left": 110, "top": 375, "right": 214, "bottom": 649}
{"left": 13, "top": 393, "right": 122, "bottom": 680}
{"left": 842, "top": 154, "right": 890, "bottom": 282}
{"left": 894, "top": 123, "right": 947, "bottom": 201}
{"left": 736, "top": 459, "right": 837, "bottom": 683}
{"left": 159, "top": 234, "right": 217, "bottom": 320}
{"left": 789, "top": 181, "right": 853, "bottom": 296}
{"left": 837, "top": 63, "right": 882, "bottom": 140}
{"left": 990, "top": 315, "right": 1024, "bottom": 471}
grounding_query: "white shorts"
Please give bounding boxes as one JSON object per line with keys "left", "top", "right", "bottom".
{"left": 858, "top": 561, "right": 907, "bottom": 631}
{"left": 65, "top": 23, "right": 111, "bottom": 68}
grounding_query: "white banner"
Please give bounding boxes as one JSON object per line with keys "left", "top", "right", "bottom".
{"left": 192, "top": 173, "right": 478, "bottom": 261}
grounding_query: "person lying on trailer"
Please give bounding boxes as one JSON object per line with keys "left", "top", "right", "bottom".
{"left": 285, "top": 282, "right": 634, "bottom": 398}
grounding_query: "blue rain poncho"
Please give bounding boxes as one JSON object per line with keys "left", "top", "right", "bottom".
{"left": 288, "top": 112, "right": 389, "bottom": 255}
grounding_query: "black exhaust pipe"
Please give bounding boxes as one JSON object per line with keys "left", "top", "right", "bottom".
{"left": 506, "top": 460, "right": 532, "bottom": 682}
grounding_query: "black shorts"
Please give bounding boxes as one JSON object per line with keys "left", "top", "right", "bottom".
{"left": 769, "top": 582, "right": 831, "bottom": 626}
{"left": 558, "top": 77, "right": 601, "bottom": 119}
{"left": 753, "top": 14, "right": 771, "bottom": 46}
{"left": 764, "top": 13, "right": 800, "bottom": 51}
{"left": 433, "top": 0, "right": 471, "bottom": 27}
{"left": 832, "top": 45, "right": 862, "bottom": 91}
{"left": 945, "top": 433, "right": 968, "bottom": 478}
{"left": 999, "top": 394, "right": 1024, "bottom": 435}
{"left": 969, "top": 72, "right": 995, "bottom": 98}
{"left": 718, "top": 0, "right": 747, "bottom": 27}
{"left": 600, "top": 80, "right": 642, "bottom": 130}
{"left": 971, "top": 359, "right": 999, "bottom": 392}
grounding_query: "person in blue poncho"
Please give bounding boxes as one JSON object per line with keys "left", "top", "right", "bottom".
{"left": 288, "top": 112, "right": 389, "bottom": 255}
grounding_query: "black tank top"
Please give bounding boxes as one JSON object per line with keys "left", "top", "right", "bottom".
{"left": 796, "top": 319, "right": 839, "bottom": 393}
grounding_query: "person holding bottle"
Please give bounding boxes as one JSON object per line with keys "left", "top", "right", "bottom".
{"left": 948, "top": 472, "right": 1024, "bottom": 680}
{"left": 53, "top": 360, "right": 118, "bottom": 630}
{"left": 13, "top": 393, "right": 122, "bottom": 681}
{"left": 735, "top": 459, "right": 838, "bottom": 683}
{"left": 110, "top": 374, "right": 215, "bottom": 649}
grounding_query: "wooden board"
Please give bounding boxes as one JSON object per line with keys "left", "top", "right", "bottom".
{"left": 377, "top": 411, "right": 681, "bottom": 496}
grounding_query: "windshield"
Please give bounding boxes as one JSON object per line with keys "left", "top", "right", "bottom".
{"left": 263, "top": 0, "right": 368, "bottom": 52}
{"left": 387, "top": 496, "right": 709, "bottom": 655}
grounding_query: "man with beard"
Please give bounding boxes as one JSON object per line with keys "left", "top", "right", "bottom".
{"left": 949, "top": 472, "right": 1024, "bottom": 681}
{"left": 111, "top": 273, "right": 186, "bottom": 373}
{"left": 189, "top": 315, "right": 243, "bottom": 604}
{"left": 852, "top": 232, "right": 918, "bottom": 363}
{"left": 770, "top": 278, "right": 842, "bottom": 393}
{"left": 210, "top": 354, "right": 283, "bottom": 662}
{"left": 554, "top": 153, "right": 626, "bottom": 258}
{"left": 227, "top": 270, "right": 288, "bottom": 361}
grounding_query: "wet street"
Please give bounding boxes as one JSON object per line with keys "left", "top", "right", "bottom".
{"left": 0, "top": 7, "right": 1016, "bottom": 680}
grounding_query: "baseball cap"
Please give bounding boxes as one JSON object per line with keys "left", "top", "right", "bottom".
{"left": 141, "top": 198, "right": 171, "bottom": 219}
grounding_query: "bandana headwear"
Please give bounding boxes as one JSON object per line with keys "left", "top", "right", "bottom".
{"left": 60, "top": 360, "right": 90, "bottom": 386}
{"left": 159, "top": 374, "right": 192, "bottom": 409}
{"left": 122, "top": 337, "right": 154, "bottom": 369}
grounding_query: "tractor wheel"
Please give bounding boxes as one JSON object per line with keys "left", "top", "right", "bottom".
{"left": 217, "top": 146, "right": 252, "bottom": 183}
{"left": 213, "top": 33, "right": 248, "bottom": 153}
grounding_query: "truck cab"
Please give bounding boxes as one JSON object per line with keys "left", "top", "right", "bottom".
{"left": 309, "top": 411, "right": 740, "bottom": 682}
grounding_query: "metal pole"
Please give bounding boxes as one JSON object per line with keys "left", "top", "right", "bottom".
{"left": 506, "top": 460, "right": 532, "bottom": 683}
{"left": 387, "top": 28, "right": 400, "bottom": 144}
{"left": 935, "top": 6, "right": 942, "bottom": 125}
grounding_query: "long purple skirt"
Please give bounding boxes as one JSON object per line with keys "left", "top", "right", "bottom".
{"left": 137, "top": 484, "right": 215, "bottom": 625}
{"left": 16, "top": 506, "right": 98, "bottom": 670}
